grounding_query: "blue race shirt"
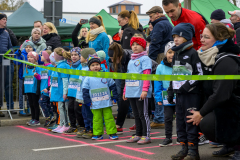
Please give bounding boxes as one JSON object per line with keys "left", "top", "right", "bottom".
{"left": 23, "top": 67, "right": 40, "bottom": 94}
{"left": 125, "top": 56, "right": 152, "bottom": 98}
{"left": 39, "top": 64, "right": 52, "bottom": 96}
{"left": 75, "top": 65, "right": 88, "bottom": 101}
{"left": 67, "top": 63, "right": 82, "bottom": 98}
{"left": 82, "top": 77, "right": 115, "bottom": 109}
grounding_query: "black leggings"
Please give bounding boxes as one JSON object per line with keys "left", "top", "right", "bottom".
{"left": 200, "top": 111, "right": 216, "bottom": 142}
{"left": 27, "top": 93, "right": 40, "bottom": 121}
{"left": 68, "top": 97, "right": 84, "bottom": 128}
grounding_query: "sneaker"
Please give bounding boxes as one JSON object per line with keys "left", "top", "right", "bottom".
{"left": 52, "top": 125, "right": 62, "bottom": 133}
{"left": 126, "top": 135, "right": 141, "bottom": 143}
{"left": 47, "top": 124, "right": 58, "bottom": 131}
{"left": 82, "top": 130, "right": 93, "bottom": 139}
{"left": 26, "top": 119, "right": 34, "bottom": 125}
{"left": 176, "top": 138, "right": 180, "bottom": 144}
{"left": 57, "top": 126, "right": 70, "bottom": 133}
{"left": 109, "top": 134, "right": 118, "bottom": 140}
{"left": 137, "top": 136, "right": 151, "bottom": 145}
{"left": 129, "top": 124, "right": 136, "bottom": 132}
{"left": 150, "top": 122, "right": 165, "bottom": 129}
{"left": 63, "top": 127, "right": 78, "bottom": 135}
{"left": 209, "top": 142, "right": 224, "bottom": 148}
{"left": 76, "top": 129, "right": 86, "bottom": 138}
{"left": 171, "top": 142, "right": 188, "bottom": 160}
{"left": 116, "top": 128, "right": 123, "bottom": 135}
{"left": 198, "top": 134, "right": 209, "bottom": 145}
{"left": 212, "top": 145, "right": 235, "bottom": 157}
{"left": 44, "top": 117, "right": 51, "bottom": 127}
{"left": 29, "top": 120, "right": 40, "bottom": 126}
{"left": 159, "top": 138, "right": 173, "bottom": 147}
{"left": 46, "top": 117, "right": 56, "bottom": 127}
{"left": 92, "top": 135, "right": 103, "bottom": 140}
{"left": 126, "top": 112, "right": 135, "bottom": 119}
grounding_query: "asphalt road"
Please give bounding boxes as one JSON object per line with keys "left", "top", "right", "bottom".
{"left": 0, "top": 119, "right": 232, "bottom": 160}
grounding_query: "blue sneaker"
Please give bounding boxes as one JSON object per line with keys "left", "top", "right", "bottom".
{"left": 26, "top": 119, "right": 34, "bottom": 125}
{"left": 92, "top": 135, "right": 103, "bottom": 140}
{"left": 109, "top": 134, "right": 118, "bottom": 140}
{"left": 29, "top": 120, "right": 40, "bottom": 126}
{"left": 47, "top": 124, "right": 58, "bottom": 131}
{"left": 209, "top": 142, "right": 223, "bottom": 148}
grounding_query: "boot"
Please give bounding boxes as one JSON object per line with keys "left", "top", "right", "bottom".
{"left": 0, "top": 108, "right": 5, "bottom": 117}
{"left": 171, "top": 142, "right": 188, "bottom": 160}
{"left": 19, "top": 110, "right": 27, "bottom": 116}
{"left": 228, "top": 145, "right": 240, "bottom": 160}
{"left": 184, "top": 142, "right": 200, "bottom": 160}
{"left": 213, "top": 145, "right": 235, "bottom": 157}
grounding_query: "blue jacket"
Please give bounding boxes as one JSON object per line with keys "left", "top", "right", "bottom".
{"left": 14, "top": 49, "right": 42, "bottom": 79}
{"left": 88, "top": 32, "right": 110, "bottom": 70}
{"left": 0, "top": 28, "right": 12, "bottom": 63}
{"left": 67, "top": 63, "right": 82, "bottom": 98}
{"left": 149, "top": 17, "right": 173, "bottom": 61}
{"left": 154, "top": 60, "right": 175, "bottom": 106}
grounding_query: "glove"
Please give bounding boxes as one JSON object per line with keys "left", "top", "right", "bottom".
{"left": 86, "top": 103, "right": 91, "bottom": 107}
{"left": 113, "top": 99, "right": 117, "bottom": 103}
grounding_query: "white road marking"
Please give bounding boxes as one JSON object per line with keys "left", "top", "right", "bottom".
{"left": 33, "top": 135, "right": 177, "bottom": 151}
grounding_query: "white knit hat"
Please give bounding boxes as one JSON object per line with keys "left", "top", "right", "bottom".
{"left": 164, "top": 41, "right": 175, "bottom": 55}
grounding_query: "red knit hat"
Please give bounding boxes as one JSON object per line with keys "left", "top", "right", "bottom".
{"left": 130, "top": 37, "right": 146, "bottom": 49}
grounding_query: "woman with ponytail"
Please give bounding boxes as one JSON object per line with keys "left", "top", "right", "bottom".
{"left": 118, "top": 10, "right": 145, "bottom": 49}
{"left": 87, "top": 15, "right": 110, "bottom": 70}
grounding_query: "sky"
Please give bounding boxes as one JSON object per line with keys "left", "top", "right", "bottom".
{"left": 27, "top": 0, "right": 163, "bottom": 14}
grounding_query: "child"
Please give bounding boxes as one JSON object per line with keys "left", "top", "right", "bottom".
{"left": 38, "top": 50, "right": 55, "bottom": 127}
{"left": 63, "top": 47, "right": 84, "bottom": 135}
{"left": 14, "top": 41, "right": 35, "bottom": 116}
{"left": 75, "top": 48, "right": 96, "bottom": 139}
{"left": 50, "top": 47, "right": 71, "bottom": 133}
{"left": 23, "top": 51, "right": 41, "bottom": 126}
{"left": 123, "top": 34, "right": 152, "bottom": 144}
{"left": 82, "top": 54, "right": 118, "bottom": 140}
{"left": 167, "top": 23, "right": 203, "bottom": 160}
{"left": 96, "top": 50, "right": 108, "bottom": 72}
{"left": 154, "top": 41, "right": 176, "bottom": 147}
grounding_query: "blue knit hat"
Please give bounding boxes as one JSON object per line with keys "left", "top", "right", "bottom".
{"left": 71, "top": 47, "right": 81, "bottom": 57}
{"left": 172, "top": 23, "right": 195, "bottom": 41}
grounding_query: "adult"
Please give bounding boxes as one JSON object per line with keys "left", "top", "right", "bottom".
{"left": 42, "top": 22, "right": 61, "bottom": 51}
{"left": 20, "top": 28, "right": 47, "bottom": 54}
{"left": 188, "top": 23, "right": 240, "bottom": 160}
{"left": 71, "top": 19, "right": 88, "bottom": 48}
{"left": 211, "top": 9, "right": 233, "bottom": 28}
{"left": 87, "top": 15, "right": 110, "bottom": 69}
{"left": 162, "top": 0, "right": 208, "bottom": 50}
{"left": 146, "top": 6, "right": 173, "bottom": 63}
{"left": 108, "top": 42, "right": 132, "bottom": 134}
{"left": 118, "top": 10, "right": 145, "bottom": 49}
{"left": 0, "top": 14, "right": 14, "bottom": 117}
{"left": 229, "top": 10, "right": 240, "bottom": 46}
{"left": 33, "top": 21, "right": 44, "bottom": 36}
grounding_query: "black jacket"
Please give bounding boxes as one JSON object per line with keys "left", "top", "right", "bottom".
{"left": 168, "top": 42, "right": 203, "bottom": 94}
{"left": 42, "top": 33, "right": 62, "bottom": 51}
{"left": 120, "top": 23, "right": 146, "bottom": 49}
{"left": 234, "top": 22, "right": 240, "bottom": 47}
{"left": 71, "top": 23, "right": 88, "bottom": 48}
{"left": 6, "top": 28, "right": 18, "bottom": 46}
{"left": 199, "top": 38, "right": 240, "bottom": 144}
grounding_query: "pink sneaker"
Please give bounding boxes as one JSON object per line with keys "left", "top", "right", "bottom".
{"left": 52, "top": 125, "right": 62, "bottom": 133}
{"left": 57, "top": 126, "right": 70, "bottom": 133}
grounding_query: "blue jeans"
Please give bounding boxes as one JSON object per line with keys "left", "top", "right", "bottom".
{"left": 153, "top": 100, "right": 164, "bottom": 123}
{"left": 0, "top": 64, "right": 14, "bottom": 109}
{"left": 82, "top": 104, "right": 93, "bottom": 131}
{"left": 19, "top": 79, "right": 30, "bottom": 110}
{"left": 39, "top": 94, "right": 53, "bottom": 118}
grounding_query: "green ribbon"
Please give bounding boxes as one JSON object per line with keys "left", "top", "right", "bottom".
{"left": 4, "top": 50, "right": 240, "bottom": 81}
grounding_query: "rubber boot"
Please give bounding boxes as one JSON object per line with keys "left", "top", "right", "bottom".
{"left": 184, "top": 142, "right": 200, "bottom": 160}
{"left": 19, "top": 110, "right": 27, "bottom": 116}
{"left": 213, "top": 145, "right": 235, "bottom": 157}
{"left": 171, "top": 142, "right": 188, "bottom": 160}
{"left": 0, "top": 107, "right": 5, "bottom": 117}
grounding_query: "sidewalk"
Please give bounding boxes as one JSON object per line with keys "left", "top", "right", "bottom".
{"left": 0, "top": 102, "right": 118, "bottom": 127}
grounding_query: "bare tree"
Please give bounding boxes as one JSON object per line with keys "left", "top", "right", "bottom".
{"left": 0, "top": 0, "right": 28, "bottom": 10}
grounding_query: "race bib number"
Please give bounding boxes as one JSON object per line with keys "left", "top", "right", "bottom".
{"left": 91, "top": 87, "right": 109, "bottom": 102}
{"left": 162, "top": 91, "right": 176, "bottom": 105}
{"left": 126, "top": 80, "right": 140, "bottom": 87}
{"left": 52, "top": 77, "right": 58, "bottom": 87}
{"left": 68, "top": 78, "right": 81, "bottom": 90}
{"left": 172, "top": 65, "right": 192, "bottom": 89}
{"left": 24, "top": 75, "right": 34, "bottom": 84}
{"left": 41, "top": 70, "right": 48, "bottom": 80}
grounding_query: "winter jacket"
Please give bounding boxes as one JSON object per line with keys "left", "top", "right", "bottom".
{"left": 121, "top": 23, "right": 146, "bottom": 49}
{"left": 20, "top": 37, "right": 47, "bottom": 54}
{"left": 154, "top": 59, "right": 175, "bottom": 106}
{"left": 71, "top": 23, "right": 88, "bottom": 48}
{"left": 88, "top": 32, "right": 110, "bottom": 70}
{"left": 0, "top": 28, "right": 12, "bottom": 63}
{"left": 220, "top": 19, "right": 237, "bottom": 44}
{"left": 149, "top": 17, "right": 173, "bottom": 61}
{"left": 6, "top": 28, "right": 18, "bottom": 46}
{"left": 171, "top": 8, "right": 207, "bottom": 50}
{"left": 199, "top": 38, "right": 240, "bottom": 144}
{"left": 234, "top": 22, "right": 240, "bottom": 47}
{"left": 42, "top": 33, "right": 62, "bottom": 51}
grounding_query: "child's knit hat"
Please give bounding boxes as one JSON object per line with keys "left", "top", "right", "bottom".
{"left": 164, "top": 41, "right": 175, "bottom": 55}
{"left": 41, "top": 51, "right": 50, "bottom": 62}
{"left": 172, "top": 23, "right": 195, "bottom": 41}
{"left": 71, "top": 47, "right": 81, "bottom": 57}
{"left": 96, "top": 50, "right": 106, "bottom": 62}
{"left": 130, "top": 37, "right": 146, "bottom": 49}
{"left": 23, "top": 40, "right": 35, "bottom": 50}
{"left": 49, "top": 52, "right": 56, "bottom": 63}
{"left": 81, "top": 48, "right": 96, "bottom": 59}
{"left": 28, "top": 51, "right": 39, "bottom": 61}
{"left": 87, "top": 54, "right": 101, "bottom": 68}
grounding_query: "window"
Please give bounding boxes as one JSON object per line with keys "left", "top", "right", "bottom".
{"left": 112, "top": 7, "right": 116, "bottom": 13}
{"left": 126, "top": 5, "right": 134, "bottom": 11}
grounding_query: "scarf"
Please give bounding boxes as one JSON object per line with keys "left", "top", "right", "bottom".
{"left": 44, "top": 63, "right": 51, "bottom": 66}
{"left": 198, "top": 39, "right": 228, "bottom": 66}
{"left": 131, "top": 51, "right": 148, "bottom": 60}
{"left": 101, "top": 60, "right": 108, "bottom": 69}
{"left": 88, "top": 26, "right": 105, "bottom": 42}
{"left": 163, "top": 57, "right": 172, "bottom": 67}
{"left": 32, "top": 38, "right": 41, "bottom": 44}
{"left": 72, "top": 60, "right": 81, "bottom": 68}
{"left": 171, "top": 41, "right": 193, "bottom": 52}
